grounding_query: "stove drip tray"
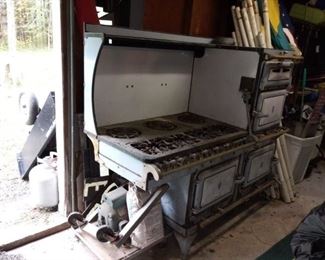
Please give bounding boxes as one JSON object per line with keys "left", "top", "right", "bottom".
{"left": 105, "top": 127, "right": 141, "bottom": 139}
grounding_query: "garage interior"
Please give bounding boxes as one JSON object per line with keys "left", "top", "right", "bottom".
{"left": 1, "top": 0, "right": 325, "bottom": 259}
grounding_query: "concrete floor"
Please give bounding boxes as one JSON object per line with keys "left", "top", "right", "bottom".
{"left": 10, "top": 162, "right": 325, "bottom": 260}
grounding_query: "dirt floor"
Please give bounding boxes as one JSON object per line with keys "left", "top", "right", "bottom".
{"left": 0, "top": 86, "right": 64, "bottom": 246}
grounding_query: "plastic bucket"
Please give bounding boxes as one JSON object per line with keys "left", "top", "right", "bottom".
{"left": 285, "top": 132, "right": 323, "bottom": 183}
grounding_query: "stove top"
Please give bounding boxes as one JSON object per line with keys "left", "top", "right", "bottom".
{"left": 98, "top": 113, "right": 247, "bottom": 163}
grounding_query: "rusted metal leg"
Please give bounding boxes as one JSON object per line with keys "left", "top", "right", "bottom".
{"left": 115, "top": 184, "right": 169, "bottom": 248}
{"left": 174, "top": 232, "right": 197, "bottom": 260}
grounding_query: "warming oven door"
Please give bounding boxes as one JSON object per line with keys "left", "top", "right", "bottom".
{"left": 192, "top": 158, "right": 239, "bottom": 214}
{"left": 242, "top": 143, "right": 275, "bottom": 187}
{"left": 259, "top": 60, "right": 294, "bottom": 91}
{"left": 253, "top": 89, "right": 287, "bottom": 132}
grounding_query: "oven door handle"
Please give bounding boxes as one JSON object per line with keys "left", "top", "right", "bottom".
{"left": 253, "top": 111, "right": 269, "bottom": 119}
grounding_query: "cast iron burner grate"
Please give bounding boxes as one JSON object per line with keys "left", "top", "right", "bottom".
{"left": 145, "top": 120, "right": 177, "bottom": 131}
{"left": 131, "top": 124, "right": 238, "bottom": 155}
{"left": 105, "top": 127, "right": 141, "bottom": 139}
{"left": 177, "top": 113, "right": 206, "bottom": 124}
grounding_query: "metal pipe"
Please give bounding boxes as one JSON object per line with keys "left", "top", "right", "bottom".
{"left": 67, "top": 0, "right": 77, "bottom": 211}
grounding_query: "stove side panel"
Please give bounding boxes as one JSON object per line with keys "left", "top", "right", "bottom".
{"left": 94, "top": 46, "right": 194, "bottom": 127}
{"left": 189, "top": 48, "right": 260, "bottom": 129}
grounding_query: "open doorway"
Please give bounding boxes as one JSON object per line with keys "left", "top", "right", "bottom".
{"left": 0, "top": 0, "right": 64, "bottom": 245}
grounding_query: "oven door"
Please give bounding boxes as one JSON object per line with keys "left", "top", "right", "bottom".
{"left": 192, "top": 158, "right": 239, "bottom": 214}
{"left": 259, "top": 60, "right": 294, "bottom": 91}
{"left": 243, "top": 143, "right": 275, "bottom": 187}
{"left": 253, "top": 89, "right": 287, "bottom": 132}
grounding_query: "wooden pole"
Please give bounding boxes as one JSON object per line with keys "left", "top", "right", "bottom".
{"left": 241, "top": 7, "right": 255, "bottom": 47}
{"left": 258, "top": 31, "right": 266, "bottom": 48}
{"left": 232, "top": 31, "right": 238, "bottom": 46}
{"left": 275, "top": 151, "right": 291, "bottom": 203}
{"left": 263, "top": 0, "right": 272, "bottom": 48}
{"left": 277, "top": 139, "right": 295, "bottom": 201}
{"left": 231, "top": 6, "right": 243, "bottom": 47}
{"left": 0, "top": 222, "right": 70, "bottom": 252}
{"left": 235, "top": 7, "right": 249, "bottom": 47}
{"left": 279, "top": 135, "right": 295, "bottom": 188}
{"left": 254, "top": 0, "right": 261, "bottom": 32}
{"left": 246, "top": 0, "right": 259, "bottom": 46}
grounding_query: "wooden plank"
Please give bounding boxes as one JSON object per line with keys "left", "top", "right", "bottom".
{"left": 75, "top": 223, "right": 170, "bottom": 260}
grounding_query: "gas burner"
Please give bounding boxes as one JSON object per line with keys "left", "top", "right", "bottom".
{"left": 105, "top": 127, "right": 141, "bottom": 139}
{"left": 145, "top": 120, "right": 177, "bottom": 131}
{"left": 177, "top": 113, "right": 206, "bottom": 124}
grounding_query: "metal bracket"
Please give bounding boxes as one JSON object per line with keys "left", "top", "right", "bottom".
{"left": 115, "top": 184, "right": 169, "bottom": 248}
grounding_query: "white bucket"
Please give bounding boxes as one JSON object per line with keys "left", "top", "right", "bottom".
{"left": 29, "top": 153, "right": 59, "bottom": 208}
{"left": 285, "top": 132, "right": 324, "bottom": 183}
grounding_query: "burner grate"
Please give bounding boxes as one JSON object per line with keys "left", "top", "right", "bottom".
{"left": 131, "top": 124, "right": 239, "bottom": 155}
{"left": 145, "top": 120, "right": 177, "bottom": 131}
{"left": 105, "top": 127, "right": 141, "bottom": 139}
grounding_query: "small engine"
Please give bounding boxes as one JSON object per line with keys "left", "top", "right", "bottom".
{"left": 97, "top": 186, "right": 128, "bottom": 232}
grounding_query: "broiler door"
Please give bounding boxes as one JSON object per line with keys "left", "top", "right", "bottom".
{"left": 253, "top": 89, "right": 287, "bottom": 132}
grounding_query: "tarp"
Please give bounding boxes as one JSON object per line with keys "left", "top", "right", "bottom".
{"left": 291, "top": 202, "right": 325, "bottom": 259}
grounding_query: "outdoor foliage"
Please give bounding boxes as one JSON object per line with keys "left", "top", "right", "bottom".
{"left": 0, "top": 0, "right": 53, "bottom": 51}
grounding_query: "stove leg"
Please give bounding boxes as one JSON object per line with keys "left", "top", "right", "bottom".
{"left": 174, "top": 232, "right": 197, "bottom": 260}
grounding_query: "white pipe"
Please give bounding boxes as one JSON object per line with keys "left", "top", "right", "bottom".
{"left": 254, "top": 0, "right": 261, "bottom": 32}
{"left": 247, "top": 0, "right": 259, "bottom": 46}
{"left": 275, "top": 151, "right": 291, "bottom": 203}
{"left": 241, "top": 7, "right": 255, "bottom": 47}
{"left": 277, "top": 139, "right": 295, "bottom": 201}
{"left": 231, "top": 6, "right": 243, "bottom": 47}
{"left": 232, "top": 31, "right": 238, "bottom": 46}
{"left": 235, "top": 7, "right": 249, "bottom": 47}
{"left": 263, "top": 0, "right": 272, "bottom": 48}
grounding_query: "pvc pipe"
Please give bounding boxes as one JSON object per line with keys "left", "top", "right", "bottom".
{"left": 263, "top": 0, "right": 272, "bottom": 48}
{"left": 277, "top": 139, "right": 295, "bottom": 201}
{"left": 246, "top": 0, "right": 259, "bottom": 46}
{"left": 275, "top": 151, "right": 291, "bottom": 203}
{"left": 235, "top": 7, "right": 249, "bottom": 47}
{"left": 231, "top": 6, "right": 243, "bottom": 47}
{"left": 241, "top": 7, "right": 256, "bottom": 47}
{"left": 232, "top": 31, "right": 238, "bottom": 46}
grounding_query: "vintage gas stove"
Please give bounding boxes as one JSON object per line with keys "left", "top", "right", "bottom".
{"left": 81, "top": 24, "right": 296, "bottom": 257}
